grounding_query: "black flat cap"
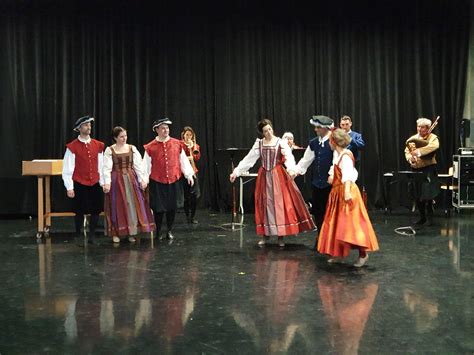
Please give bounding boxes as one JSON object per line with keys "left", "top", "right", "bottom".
{"left": 309, "top": 115, "right": 334, "bottom": 128}
{"left": 73, "top": 115, "right": 95, "bottom": 131}
{"left": 152, "top": 118, "right": 173, "bottom": 131}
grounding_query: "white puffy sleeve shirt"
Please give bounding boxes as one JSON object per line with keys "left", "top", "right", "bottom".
{"left": 61, "top": 137, "right": 104, "bottom": 190}
{"left": 232, "top": 139, "right": 261, "bottom": 177}
{"left": 330, "top": 150, "right": 358, "bottom": 183}
{"left": 280, "top": 138, "right": 296, "bottom": 170}
{"left": 103, "top": 145, "right": 147, "bottom": 186}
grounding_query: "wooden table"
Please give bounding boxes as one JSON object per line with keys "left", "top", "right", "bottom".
{"left": 22, "top": 160, "right": 75, "bottom": 238}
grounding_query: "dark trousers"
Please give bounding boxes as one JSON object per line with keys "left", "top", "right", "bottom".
{"left": 74, "top": 214, "right": 99, "bottom": 236}
{"left": 312, "top": 186, "right": 332, "bottom": 233}
{"left": 183, "top": 176, "right": 200, "bottom": 220}
{"left": 183, "top": 195, "right": 197, "bottom": 220}
{"left": 416, "top": 200, "right": 434, "bottom": 223}
{"left": 72, "top": 182, "right": 102, "bottom": 236}
{"left": 153, "top": 210, "right": 176, "bottom": 234}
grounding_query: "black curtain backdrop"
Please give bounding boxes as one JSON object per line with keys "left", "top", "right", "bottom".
{"left": 0, "top": 0, "right": 470, "bottom": 215}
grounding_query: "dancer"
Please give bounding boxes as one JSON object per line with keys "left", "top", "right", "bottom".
{"left": 62, "top": 115, "right": 104, "bottom": 243}
{"left": 288, "top": 116, "right": 334, "bottom": 237}
{"left": 103, "top": 126, "right": 155, "bottom": 244}
{"left": 404, "top": 117, "right": 440, "bottom": 225}
{"left": 317, "top": 128, "right": 379, "bottom": 267}
{"left": 144, "top": 118, "right": 194, "bottom": 241}
{"left": 229, "top": 118, "right": 315, "bottom": 247}
{"left": 181, "top": 126, "right": 201, "bottom": 224}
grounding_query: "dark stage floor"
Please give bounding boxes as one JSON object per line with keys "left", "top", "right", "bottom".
{"left": 0, "top": 210, "right": 473, "bottom": 354}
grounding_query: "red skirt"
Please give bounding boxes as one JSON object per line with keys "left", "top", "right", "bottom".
{"left": 254, "top": 165, "right": 315, "bottom": 236}
{"left": 317, "top": 182, "right": 379, "bottom": 257}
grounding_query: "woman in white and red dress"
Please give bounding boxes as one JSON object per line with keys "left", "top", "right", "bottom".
{"left": 229, "top": 119, "right": 315, "bottom": 247}
{"left": 317, "top": 128, "right": 379, "bottom": 267}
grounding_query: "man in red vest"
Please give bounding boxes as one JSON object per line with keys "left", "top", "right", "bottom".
{"left": 144, "top": 118, "right": 194, "bottom": 241}
{"left": 62, "top": 115, "right": 105, "bottom": 242}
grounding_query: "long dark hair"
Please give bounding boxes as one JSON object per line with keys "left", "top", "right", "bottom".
{"left": 181, "top": 126, "right": 197, "bottom": 143}
{"left": 257, "top": 118, "right": 273, "bottom": 138}
{"left": 111, "top": 126, "right": 126, "bottom": 142}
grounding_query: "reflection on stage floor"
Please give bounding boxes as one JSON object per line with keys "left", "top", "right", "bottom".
{"left": 0, "top": 210, "right": 473, "bottom": 353}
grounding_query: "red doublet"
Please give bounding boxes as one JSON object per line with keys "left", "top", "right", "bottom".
{"left": 144, "top": 138, "right": 183, "bottom": 184}
{"left": 66, "top": 138, "right": 105, "bottom": 186}
{"left": 181, "top": 141, "right": 201, "bottom": 174}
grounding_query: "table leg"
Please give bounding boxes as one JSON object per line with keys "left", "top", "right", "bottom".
{"left": 45, "top": 176, "right": 51, "bottom": 227}
{"left": 38, "top": 177, "right": 44, "bottom": 233}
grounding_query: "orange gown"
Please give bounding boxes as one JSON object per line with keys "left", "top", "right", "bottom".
{"left": 317, "top": 152, "right": 379, "bottom": 257}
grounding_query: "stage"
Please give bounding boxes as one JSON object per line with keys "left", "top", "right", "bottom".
{"left": 0, "top": 210, "right": 473, "bottom": 353}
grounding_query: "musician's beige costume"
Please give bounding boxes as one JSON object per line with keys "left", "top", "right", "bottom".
{"left": 404, "top": 131, "right": 440, "bottom": 225}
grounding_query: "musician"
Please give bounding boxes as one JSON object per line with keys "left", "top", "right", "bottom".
{"left": 289, "top": 115, "right": 334, "bottom": 238}
{"left": 404, "top": 118, "right": 440, "bottom": 225}
{"left": 181, "top": 126, "right": 201, "bottom": 224}
{"left": 62, "top": 115, "right": 105, "bottom": 242}
{"left": 144, "top": 118, "right": 194, "bottom": 241}
{"left": 282, "top": 132, "right": 303, "bottom": 150}
{"left": 339, "top": 115, "right": 365, "bottom": 163}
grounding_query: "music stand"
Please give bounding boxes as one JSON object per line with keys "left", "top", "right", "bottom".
{"left": 383, "top": 170, "right": 423, "bottom": 213}
{"left": 383, "top": 170, "right": 426, "bottom": 234}
{"left": 216, "top": 148, "right": 247, "bottom": 231}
